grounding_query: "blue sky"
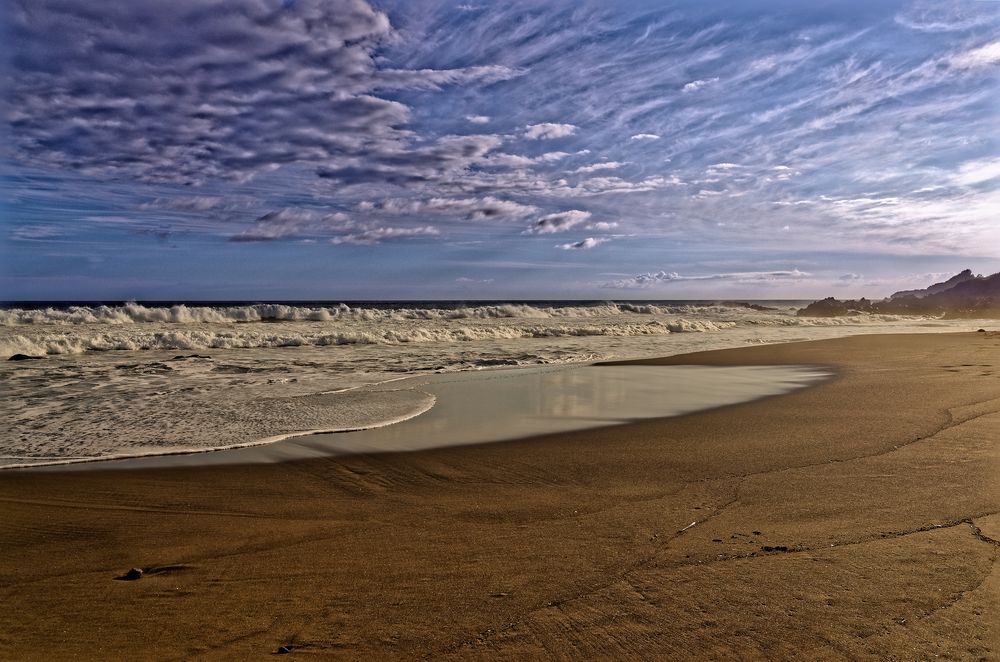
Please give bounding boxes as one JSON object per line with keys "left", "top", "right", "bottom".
{"left": 2, "top": 0, "right": 998, "bottom": 300}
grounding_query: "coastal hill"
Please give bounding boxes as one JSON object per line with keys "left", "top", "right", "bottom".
{"left": 798, "top": 269, "right": 1000, "bottom": 318}
{"left": 888, "top": 269, "right": 977, "bottom": 300}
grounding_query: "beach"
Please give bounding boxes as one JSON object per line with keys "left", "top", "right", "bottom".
{"left": 0, "top": 301, "right": 975, "bottom": 468}
{"left": 1, "top": 332, "right": 998, "bottom": 659}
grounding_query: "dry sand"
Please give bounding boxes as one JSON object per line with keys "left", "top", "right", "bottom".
{"left": 1, "top": 332, "right": 998, "bottom": 659}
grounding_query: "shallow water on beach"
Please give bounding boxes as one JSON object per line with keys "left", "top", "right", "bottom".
{"left": 24, "top": 363, "right": 829, "bottom": 470}
{"left": 1, "top": 301, "right": 995, "bottom": 468}
{"left": 288, "top": 364, "right": 830, "bottom": 457}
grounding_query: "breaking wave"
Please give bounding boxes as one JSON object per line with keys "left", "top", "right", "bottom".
{"left": 1, "top": 320, "right": 739, "bottom": 358}
{"left": 0, "top": 301, "right": 941, "bottom": 359}
{"left": 1, "top": 301, "right": 773, "bottom": 326}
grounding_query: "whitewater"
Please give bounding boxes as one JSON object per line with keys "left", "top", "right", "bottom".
{"left": 2, "top": 300, "right": 993, "bottom": 468}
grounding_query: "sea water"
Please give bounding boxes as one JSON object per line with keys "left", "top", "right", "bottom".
{"left": 1, "top": 300, "right": 992, "bottom": 468}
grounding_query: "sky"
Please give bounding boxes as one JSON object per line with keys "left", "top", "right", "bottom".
{"left": 2, "top": 0, "right": 999, "bottom": 301}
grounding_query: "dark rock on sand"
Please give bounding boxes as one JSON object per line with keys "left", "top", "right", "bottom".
{"left": 115, "top": 568, "right": 144, "bottom": 581}
{"left": 797, "top": 297, "right": 874, "bottom": 317}
{"left": 719, "top": 301, "right": 779, "bottom": 312}
{"left": 7, "top": 354, "right": 43, "bottom": 361}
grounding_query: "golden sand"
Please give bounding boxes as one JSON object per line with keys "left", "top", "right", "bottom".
{"left": 1, "top": 333, "right": 998, "bottom": 659}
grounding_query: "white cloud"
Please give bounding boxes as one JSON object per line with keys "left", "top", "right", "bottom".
{"left": 682, "top": 77, "right": 719, "bottom": 92}
{"left": 480, "top": 153, "right": 537, "bottom": 168}
{"left": 360, "top": 196, "right": 537, "bottom": 219}
{"left": 948, "top": 41, "right": 1000, "bottom": 69}
{"left": 6, "top": 0, "right": 519, "bottom": 184}
{"left": 523, "top": 210, "right": 591, "bottom": 234}
{"left": 629, "top": 133, "right": 660, "bottom": 141}
{"left": 603, "top": 269, "right": 811, "bottom": 289}
{"left": 575, "top": 161, "right": 625, "bottom": 174}
{"left": 231, "top": 208, "right": 354, "bottom": 242}
{"left": 377, "top": 65, "right": 520, "bottom": 91}
{"left": 560, "top": 175, "right": 682, "bottom": 195}
{"left": 331, "top": 225, "right": 439, "bottom": 245}
{"left": 465, "top": 115, "right": 491, "bottom": 124}
{"left": 524, "top": 123, "right": 578, "bottom": 140}
{"left": 141, "top": 196, "right": 229, "bottom": 212}
{"left": 799, "top": 187, "right": 1000, "bottom": 253}
{"left": 951, "top": 158, "right": 1000, "bottom": 186}
{"left": 586, "top": 221, "right": 619, "bottom": 231}
{"left": 10, "top": 225, "right": 64, "bottom": 241}
{"left": 557, "top": 237, "right": 607, "bottom": 250}
{"left": 895, "top": 3, "right": 996, "bottom": 32}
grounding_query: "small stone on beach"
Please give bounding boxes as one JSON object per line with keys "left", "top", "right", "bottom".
{"left": 115, "top": 568, "right": 144, "bottom": 581}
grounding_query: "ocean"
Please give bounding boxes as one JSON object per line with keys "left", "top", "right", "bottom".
{"left": 1, "top": 300, "right": 989, "bottom": 468}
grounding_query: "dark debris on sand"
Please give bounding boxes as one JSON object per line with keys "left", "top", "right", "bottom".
{"left": 114, "top": 568, "right": 143, "bottom": 581}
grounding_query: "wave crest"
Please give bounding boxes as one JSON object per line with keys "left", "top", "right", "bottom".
{"left": 0, "top": 301, "right": 775, "bottom": 326}
{"left": 2, "top": 319, "right": 745, "bottom": 357}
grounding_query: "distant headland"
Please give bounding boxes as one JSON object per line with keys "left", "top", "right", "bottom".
{"left": 799, "top": 269, "right": 1000, "bottom": 318}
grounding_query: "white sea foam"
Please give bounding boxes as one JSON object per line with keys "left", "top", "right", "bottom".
{"left": 1, "top": 301, "right": 991, "bottom": 469}
{"left": 1, "top": 301, "right": 729, "bottom": 325}
{"left": 0, "top": 301, "right": 936, "bottom": 359}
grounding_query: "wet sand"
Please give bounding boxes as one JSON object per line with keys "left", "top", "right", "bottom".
{"left": 1, "top": 332, "right": 999, "bottom": 659}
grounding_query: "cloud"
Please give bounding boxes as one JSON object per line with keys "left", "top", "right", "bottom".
{"left": 5, "top": 0, "right": 516, "bottom": 184}
{"left": 359, "top": 196, "right": 537, "bottom": 219}
{"left": 524, "top": 123, "right": 578, "bottom": 140}
{"left": 575, "top": 161, "right": 625, "bottom": 174}
{"left": 895, "top": 2, "right": 996, "bottom": 32}
{"left": 562, "top": 175, "right": 682, "bottom": 195}
{"left": 949, "top": 41, "right": 1000, "bottom": 70}
{"left": 9, "top": 225, "right": 65, "bottom": 241}
{"left": 951, "top": 158, "right": 1000, "bottom": 186}
{"left": 314, "top": 134, "right": 504, "bottom": 185}
{"left": 586, "top": 221, "right": 619, "bottom": 231}
{"left": 557, "top": 237, "right": 607, "bottom": 250}
{"left": 331, "top": 226, "right": 440, "bottom": 245}
{"left": 375, "top": 66, "right": 519, "bottom": 91}
{"left": 682, "top": 77, "right": 719, "bottom": 92}
{"left": 480, "top": 153, "right": 537, "bottom": 168}
{"left": 523, "top": 210, "right": 591, "bottom": 234}
{"left": 230, "top": 209, "right": 353, "bottom": 242}
{"left": 141, "top": 196, "right": 229, "bottom": 212}
{"left": 603, "top": 269, "right": 811, "bottom": 289}
{"left": 5, "top": 0, "right": 999, "bottom": 263}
